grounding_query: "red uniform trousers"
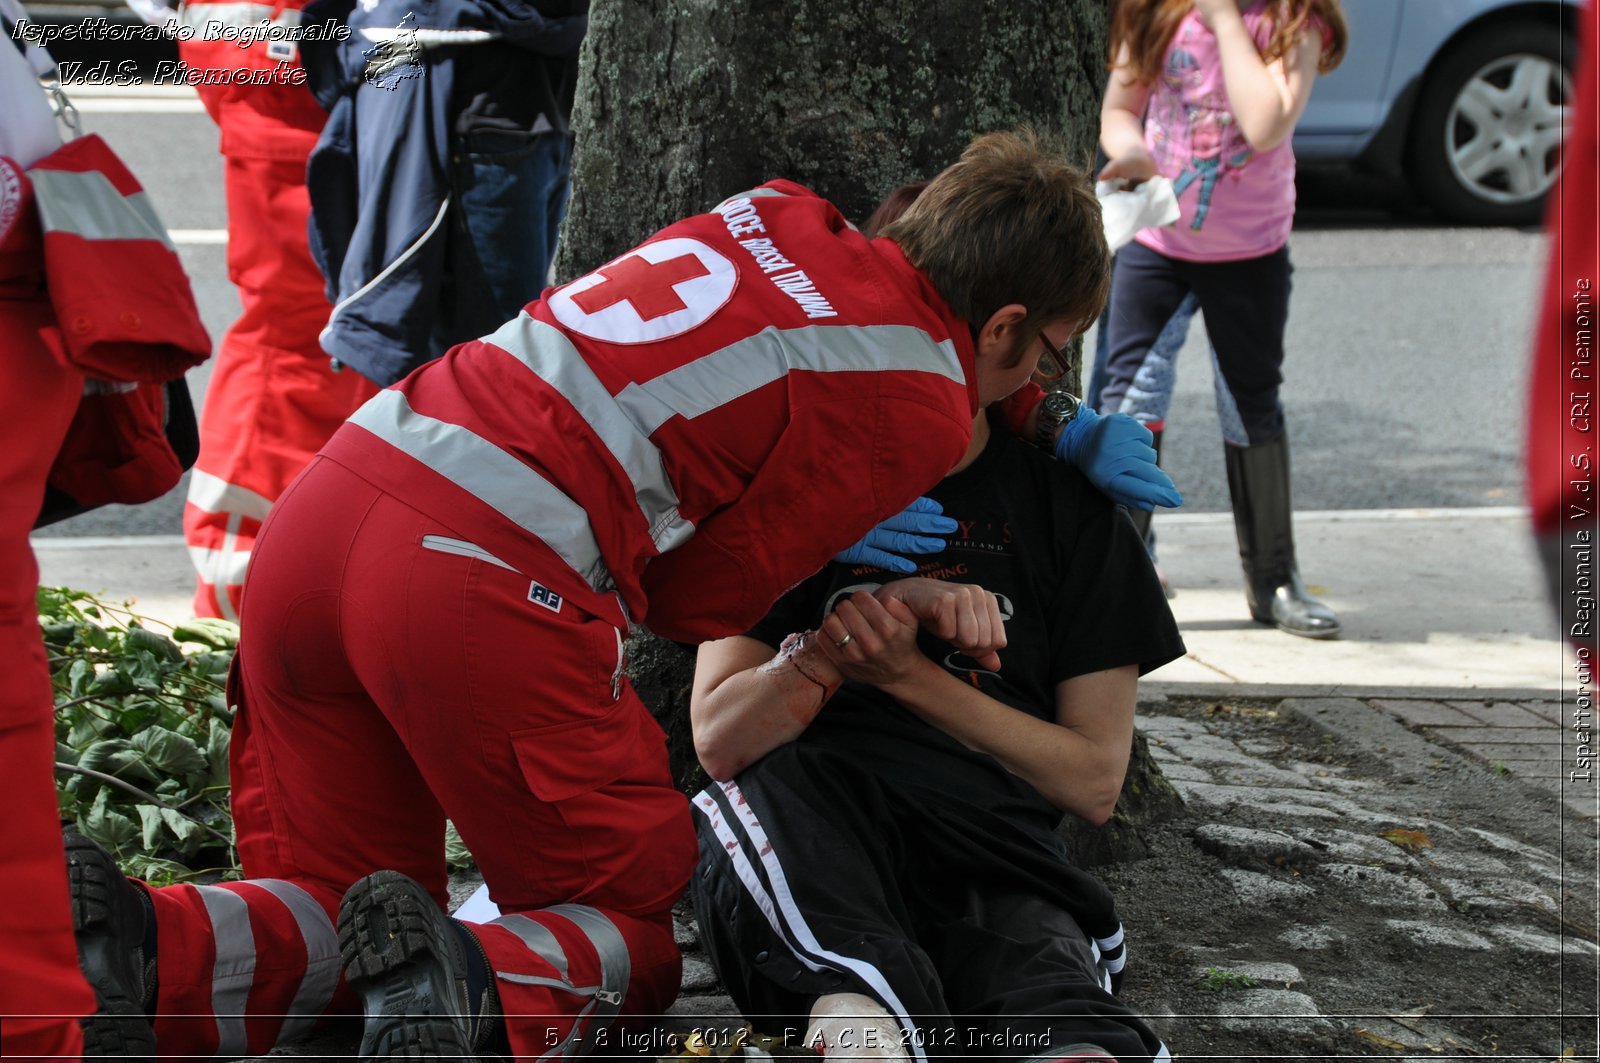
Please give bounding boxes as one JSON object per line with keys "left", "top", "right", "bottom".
{"left": 0, "top": 275, "right": 96, "bottom": 1058}
{"left": 180, "top": 68, "right": 376, "bottom": 621}
{"left": 146, "top": 456, "right": 695, "bottom": 1059}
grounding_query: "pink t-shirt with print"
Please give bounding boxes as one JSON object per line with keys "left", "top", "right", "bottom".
{"left": 1136, "top": 1, "right": 1318, "bottom": 262}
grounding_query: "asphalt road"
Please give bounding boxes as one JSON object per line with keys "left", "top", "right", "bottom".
{"left": 33, "top": 98, "right": 1548, "bottom": 537}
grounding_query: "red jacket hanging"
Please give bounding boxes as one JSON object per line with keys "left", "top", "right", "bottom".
{"left": 2, "top": 136, "right": 210, "bottom": 512}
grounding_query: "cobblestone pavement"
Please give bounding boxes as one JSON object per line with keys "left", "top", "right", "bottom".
{"left": 260, "top": 694, "right": 1598, "bottom": 1061}
{"left": 1092, "top": 695, "right": 1597, "bottom": 1061}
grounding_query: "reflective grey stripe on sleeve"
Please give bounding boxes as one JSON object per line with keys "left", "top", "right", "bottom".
{"left": 544, "top": 904, "right": 630, "bottom": 1051}
{"left": 616, "top": 324, "right": 963, "bottom": 438}
{"left": 251, "top": 880, "right": 340, "bottom": 1041}
{"left": 196, "top": 885, "right": 253, "bottom": 1059}
{"left": 483, "top": 315, "right": 696, "bottom": 554}
{"left": 489, "top": 913, "right": 571, "bottom": 980}
{"left": 179, "top": 1, "right": 302, "bottom": 29}
{"left": 29, "top": 169, "right": 175, "bottom": 250}
{"left": 347, "top": 390, "right": 612, "bottom": 592}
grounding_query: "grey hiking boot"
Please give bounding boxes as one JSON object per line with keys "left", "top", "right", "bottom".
{"left": 65, "top": 833, "right": 157, "bottom": 1061}
{"left": 337, "top": 870, "right": 500, "bottom": 1060}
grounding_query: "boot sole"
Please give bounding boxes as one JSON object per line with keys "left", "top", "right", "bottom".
{"left": 1253, "top": 615, "right": 1343, "bottom": 640}
{"left": 80, "top": 1014, "right": 158, "bottom": 1061}
{"left": 65, "top": 835, "right": 156, "bottom": 1062}
{"left": 337, "top": 871, "right": 472, "bottom": 1061}
{"left": 1249, "top": 609, "right": 1342, "bottom": 640}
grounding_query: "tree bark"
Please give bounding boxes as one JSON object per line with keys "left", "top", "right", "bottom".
{"left": 555, "top": 0, "right": 1111, "bottom": 284}
{"left": 563, "top": 0, "right": 1183, "bottom": 864}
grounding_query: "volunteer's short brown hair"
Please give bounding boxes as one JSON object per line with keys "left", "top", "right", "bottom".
{"left": 881, "top": 128, "right": 1109, "bottom": 359}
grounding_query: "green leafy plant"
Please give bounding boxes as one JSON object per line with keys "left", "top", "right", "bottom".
{"left": 44, "top": 587, "right": 240, "bottom": 884}
{"left": 445, "top": 821, "right": 476, "bottom": 872}
{"left": 1197, "top": 966, "right": 1261, "bottom": 992}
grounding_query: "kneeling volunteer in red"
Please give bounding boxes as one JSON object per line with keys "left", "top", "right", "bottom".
{"left": 69, "top": 130, "right": 1110, "bottom": 1061}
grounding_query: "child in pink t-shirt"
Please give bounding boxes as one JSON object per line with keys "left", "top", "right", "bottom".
{"left": 1098, "top": 0, "right": 1348, "bottom": 639}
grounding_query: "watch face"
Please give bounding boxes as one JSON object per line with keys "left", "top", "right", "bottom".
{"left": 1043, "top": 392, "right": 1080, "bottom": 420}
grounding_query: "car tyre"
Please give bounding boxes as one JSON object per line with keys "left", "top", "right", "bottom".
{"left": 1407, "top": 21, "right": 1574, "bottom": 225}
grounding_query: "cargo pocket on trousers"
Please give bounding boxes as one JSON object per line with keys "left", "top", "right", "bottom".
{"left": 509, "top": 699, "right": 653, "bottom": 896}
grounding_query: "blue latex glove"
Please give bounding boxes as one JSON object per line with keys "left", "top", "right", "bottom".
{"left": 834, "top": 497, "right": 958, "bottom": 574}
{"left": 1055, "top": 407, "right": 1184, "bottom": 512}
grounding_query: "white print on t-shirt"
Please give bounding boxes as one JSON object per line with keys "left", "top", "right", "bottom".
{"left": 712, "top": 197, "right": 838, "bottom": 319}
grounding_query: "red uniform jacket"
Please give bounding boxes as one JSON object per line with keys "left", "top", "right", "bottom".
{"left": 323, "top": 181, "right": 980, "bottom": 641}
{"left": 1, "top": 137, "right": 208, "bottom": 515}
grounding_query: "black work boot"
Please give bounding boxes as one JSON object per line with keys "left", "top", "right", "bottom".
{"left": 65, "top": 833, "right": 157, "bottom": 1061}
{"left": 338, "top": 870, "right": 501, "bottom": 1061}
{"left": 1224, "top": 436, "right": 1341, "bottom": 639}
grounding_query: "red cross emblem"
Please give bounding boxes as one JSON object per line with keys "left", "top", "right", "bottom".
{"left": 569, "top": 253, "right": 712, "bottom": 321}
{"left": 550, "top": 237, "right": 736, "bottom": 344}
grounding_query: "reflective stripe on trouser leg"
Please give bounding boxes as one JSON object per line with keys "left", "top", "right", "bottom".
{"left": 183, "top": 504, "right": 258, "bottom": 622}
{"left": 182, "top": 140, "right": 377, "bottom": 619}
{"left": 145, "top": 878, "right": 341, "bottom": 1060}
{"left": 473, "top": 905, "right": 648, "bottom": 1059}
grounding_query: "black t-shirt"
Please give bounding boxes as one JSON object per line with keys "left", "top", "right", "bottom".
{"left": 451, "top": 1, "right": 587, "bottom": 138}
{"left": 747, "top": 427, "right": 1184, "bottom": 840}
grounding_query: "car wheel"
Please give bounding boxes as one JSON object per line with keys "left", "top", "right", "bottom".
{"left": 1407, "top": 22, "right": 1574, "bottom": 225}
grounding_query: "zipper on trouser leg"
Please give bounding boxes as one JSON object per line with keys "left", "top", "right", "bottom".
{"left": 463, "top": 923, "right": 501, "bottom": 1053}
{"left": 493, "top": 972, "right": 619, "bottom": 1059}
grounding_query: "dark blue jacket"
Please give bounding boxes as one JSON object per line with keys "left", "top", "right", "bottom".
{"left": 304, "top": 0, "right": 585, "bottom": 385}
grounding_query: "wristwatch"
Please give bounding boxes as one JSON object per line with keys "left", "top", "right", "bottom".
{"left": 1033, "top": 389, "right": 1082, "bottom": 452}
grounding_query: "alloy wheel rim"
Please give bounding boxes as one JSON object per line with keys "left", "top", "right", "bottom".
{"left": 1444, "top": 53, "right": 1571, "bottom": 205}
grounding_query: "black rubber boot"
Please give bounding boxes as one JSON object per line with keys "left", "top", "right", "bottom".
{"left": 1224, "top": 436, "right": 1341, "bottom": 639}
{"left": 65, "top": 833, "right": 157, "bottom": 1061}
{"left": 338, "top": 870, "right": 501, "bottom": 1061}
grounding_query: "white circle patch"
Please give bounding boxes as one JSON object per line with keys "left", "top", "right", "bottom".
{"left": 549, "top": 237, "right": 738, "bottom": 344}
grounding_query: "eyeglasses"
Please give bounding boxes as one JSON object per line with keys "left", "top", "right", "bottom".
{"left": 1035, "top": 331, "right": 1071, "bottom": 384}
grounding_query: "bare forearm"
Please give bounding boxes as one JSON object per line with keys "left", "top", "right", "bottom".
{"left": 1100, "top": 56, "right": 1158, "bottom": 184}
{"left": 1211, "top": 10, "right": 1304, "bottom": 150}
{"left": 1100, "top": 100, "right": 1151, "bottom": 162}
{"left": 878, "top": 660, "right": 1126, "bottom": 824}
{"left": 692, "top": 634, "right": 842, "bottom": 781}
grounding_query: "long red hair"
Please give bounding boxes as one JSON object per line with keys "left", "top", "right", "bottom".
{"left": 1109, "top": 0, "right": 1348, "bottom": 83}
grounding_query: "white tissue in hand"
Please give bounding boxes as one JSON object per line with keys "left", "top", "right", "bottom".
{"left": 1096, "top": 176, "right": 1181, "bottom": 252}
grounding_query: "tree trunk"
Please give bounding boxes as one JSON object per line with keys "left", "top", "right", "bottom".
{"left": 555, "top": 0, "right": 1110, "bottom": 286}
{"left": 563, "top": 0, "right": 1182, "bottom": 863}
